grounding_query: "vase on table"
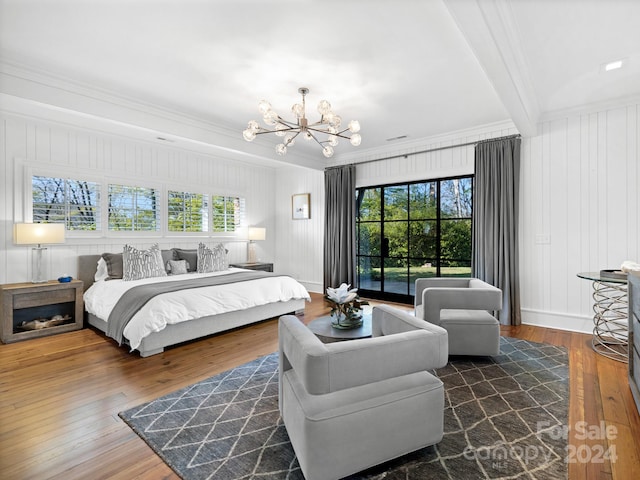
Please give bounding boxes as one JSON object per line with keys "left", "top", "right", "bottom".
{"left": 331, "top": 310, "right": 364, "bottom": 330}
{"left": 326, "top": 283, "right": 368, "bottom": 330}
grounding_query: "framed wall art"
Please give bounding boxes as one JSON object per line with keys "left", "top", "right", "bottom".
{"left": 292, "top": 193, "right": 310, "bottom": 220}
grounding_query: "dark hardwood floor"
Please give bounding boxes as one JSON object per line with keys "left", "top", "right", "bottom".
{"left": 1, "top": 293, "right": 638, "bottom": 479}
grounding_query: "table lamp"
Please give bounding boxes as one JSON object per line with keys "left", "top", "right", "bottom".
{"left": 14, "top": 223, "right": 66, "bottom": 283}
{"left": 247, "top": 227, "right": 266, "bottom": 263}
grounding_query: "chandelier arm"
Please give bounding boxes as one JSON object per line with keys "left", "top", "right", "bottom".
{"left": 305, "top": 130, "right": 327, "bottom": 149}
{"left": 276, "top": 117, "right": 299, "bottom": 128}
{"left": 305, "top": 126, "right": 332, "bottom": 135}
{"left": 307, "top": 120, "right": 327, "bottom": 128}
{"left": 305, "top": 127, "right": 353, "bottom": 141}
{"left": 332, "top": 132, "right": 353, "bottom": 140}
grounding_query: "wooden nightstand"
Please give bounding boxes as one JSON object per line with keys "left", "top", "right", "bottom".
{"left": 229, "top": 262, "right": 274, "bottom": 272}
{"left": 0, "top": 280, "right": 84, "bottom": 343}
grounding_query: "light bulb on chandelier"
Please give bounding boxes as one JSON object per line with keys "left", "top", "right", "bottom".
{"left": 242, "top": 87, "right": 361, "bottom": 158}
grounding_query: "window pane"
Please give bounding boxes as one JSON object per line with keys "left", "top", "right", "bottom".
{"left": 168, "top": 191, "right": 209, "bottom": 232}
{"left": 358, "top": 222, "right": 381, "bottom": 256}
{"left": 441, "top": 178, "right": 472, "bottom": 218}
{"left": 108, "top": 184, "right": 159, "bottom": 231}
{"left": 409, "top": 220, "right": 437, "bottom": 259}
{"left": 384, "top": 221, "right": 408, "bottom": 257}
{"left": 440, "top": 219, "right": 472, "bottom": 266}
{"left": 357, "top": 188, "right": 381, "bottom": 221}
{"left": 409, "top": 182, "right": 437, "bottom": 219}
{"left": 212, "top": 196, "right": 244, "bottom": 232}
{"left": 384, "top": 258, "right": 408, "bottom": 295}
{"left": 410, "top": 260, "right": 437, "bottom": 295}
{"left": 383, "top": 185, "right": 408, "bottom": 220}
{"left": 358, "top": 256, "right": 380, "bottom": 291}
{"left": 32, "top": 175, "right": 100, "bottom": 231}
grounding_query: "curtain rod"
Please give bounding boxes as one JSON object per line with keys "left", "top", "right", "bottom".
{"left": 345, "top": 133, "right": 521, "bottom": 167}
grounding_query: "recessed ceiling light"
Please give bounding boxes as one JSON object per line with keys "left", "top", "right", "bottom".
{"left": 601, "top": 58, "right": 626, "bottom": 73}
{"left": 605, "top": 60, "right": 623, "bottom": 71}
{"left": 386, "top": 135, "right": 408, "bottom": 142}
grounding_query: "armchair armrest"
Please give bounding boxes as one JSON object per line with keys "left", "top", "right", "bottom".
{"left": 372, "top": 305, "right": 448, "bottom": 367}
{"left": 278, "top": 315, "right": 447, "bottom": 395}
{"left": 414, "top": 278, "right": 471, "bottom": 307}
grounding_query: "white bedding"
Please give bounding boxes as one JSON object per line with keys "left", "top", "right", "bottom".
{"left": 84, "top": 268, "right": 310, "bottom": 350}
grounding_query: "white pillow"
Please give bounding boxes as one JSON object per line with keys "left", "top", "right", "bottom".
{"left": 94, "top": 257, "right": 109, "bottom": 282}
{"left": 122, "top": 244, "right": 167, "bottom": 281}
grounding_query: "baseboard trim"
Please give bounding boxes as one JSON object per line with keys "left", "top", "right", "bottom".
{"left": 521, "top": 308, "right": 593, "bottom": 334}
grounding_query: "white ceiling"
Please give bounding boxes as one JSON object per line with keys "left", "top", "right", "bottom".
{"left": 1, "top": 0, "right": 639, "bottom": 168}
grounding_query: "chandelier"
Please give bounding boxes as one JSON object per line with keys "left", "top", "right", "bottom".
{"left": 242, "top": 87, "right": 361, "bottom": 158}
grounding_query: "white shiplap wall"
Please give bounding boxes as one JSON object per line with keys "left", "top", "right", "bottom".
{"left": 0, "top": 112, "right": 278, "bottom": 284}
{"left": 520, "top": 104, "right": 640, "bottom": 332}
{"left": 274, "top": 164, "right": 325, "bottom": 293}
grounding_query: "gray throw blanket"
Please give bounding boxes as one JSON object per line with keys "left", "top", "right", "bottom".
{"left": 106, "top": 271, "right": 283, "bottom": 345}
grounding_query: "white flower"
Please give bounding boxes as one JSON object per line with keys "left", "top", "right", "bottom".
{"left": 326, "top": 283, "right": 358, "bottom": 304}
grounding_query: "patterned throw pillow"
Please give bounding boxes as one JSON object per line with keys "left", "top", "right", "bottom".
{"left": 197, "top": 242, "right": 228, "bottom": 273}
{"left": 122, "top": 244, "right": 167, "bottom": 281}
{"left": 166, "top": 259, "right": 189, "bottom": 275}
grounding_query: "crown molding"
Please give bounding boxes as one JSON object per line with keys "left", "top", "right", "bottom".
{"left": 538, "top": 94, "right": 640, "bottom": 124}
{"left": 0, "top": 59, "right": 326, "bottom": 170}
{"left": 331, "top": 119, "right": 518, "bottom": 166}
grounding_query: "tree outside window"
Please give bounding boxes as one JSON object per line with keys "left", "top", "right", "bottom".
{"left": 108, "top": 184, "right": 159, "bottom": 231}
{"left": 32, "top": 175, "right": 100, "bottom": 230}
{"left": 168, "top": 191, "right": 209, "bottom": 232}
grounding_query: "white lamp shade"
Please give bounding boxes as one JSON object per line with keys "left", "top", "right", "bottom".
{"left": 248, "top": 227, "right": 266, "bottom": 241}
{"left": 14, "top": 223, "right": 65, "bottom": 245}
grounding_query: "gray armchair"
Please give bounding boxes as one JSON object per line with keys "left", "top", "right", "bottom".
{"left": 278, "top": 305, "right": 448, "bottom": 480}
{"left": 415, "top": 278, "right": 502, "bottom": 356}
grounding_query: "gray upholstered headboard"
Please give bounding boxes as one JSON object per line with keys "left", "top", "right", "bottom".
{"left": 77, "top": 254, "right": 102, "bottom": 292}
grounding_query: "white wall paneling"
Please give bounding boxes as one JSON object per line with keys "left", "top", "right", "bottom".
{"left": 519, "top": 103, "right": 640, "bottom": 332}
{"left": 0, "top": 112, "right": 277, "bottom": 284}
{"left": 274, "top": 164, "right": 324, "bottom": 293}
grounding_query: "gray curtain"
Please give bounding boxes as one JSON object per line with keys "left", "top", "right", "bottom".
{"left": 472, "top": 137, "right": 522, "bottom": 325}
{"left": 324, "top": 165, "right": 356, "bottom": 291}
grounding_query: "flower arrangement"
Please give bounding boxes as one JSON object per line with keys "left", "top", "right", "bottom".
{"left": 325, "top": 283, "right": 369, "bottom": 329}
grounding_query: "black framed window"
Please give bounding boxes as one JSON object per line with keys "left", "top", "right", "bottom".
{"left": 356, "top": 175, "right": 472, "bottom": 303}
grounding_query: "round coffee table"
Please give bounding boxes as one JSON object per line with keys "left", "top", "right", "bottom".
{"left": 307, "top": 314, "right": 372, "bottom": 343}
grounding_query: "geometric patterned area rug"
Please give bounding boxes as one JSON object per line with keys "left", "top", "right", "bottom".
{"left": 119, "top": 337, "right": 568, "bottom": 480}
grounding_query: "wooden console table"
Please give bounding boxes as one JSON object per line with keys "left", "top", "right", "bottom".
{"left": 1, "top": 280, "right": 84, "bottom": 343}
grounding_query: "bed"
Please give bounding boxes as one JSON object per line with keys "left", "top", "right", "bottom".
{"left": 78, "top": 254, "right": 309, "bottom": 357}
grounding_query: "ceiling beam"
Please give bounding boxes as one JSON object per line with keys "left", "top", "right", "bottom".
{"left": 443, "top": 0, "right": 540, "bottom": 137}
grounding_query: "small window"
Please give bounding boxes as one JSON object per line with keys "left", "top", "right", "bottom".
{"left": 108, "top": 184, "right": 160, "bottom": 231}
{"left": 32, "top": 175, "right": 101, "bottom": 231}
{"left": 168, "top": 190, "right": 209, "bottom": 232}
{"left": 212, "top": 196, "right": 244, "bottom": 233}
